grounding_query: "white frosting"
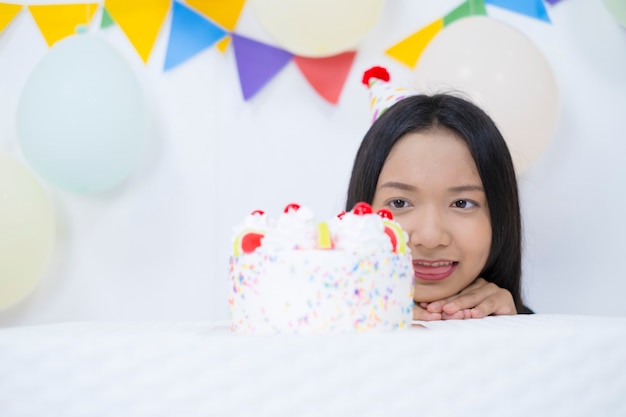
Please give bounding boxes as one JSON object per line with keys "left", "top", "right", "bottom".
{"left": 330, "top": 211, "right": 392, "bottom": 253}
{"left": 231, "top": 211, "right": 268, "bottom": 239}
{"left": 230, "top": 250, "right": 414, "bottom": 334}
{"left": 260, "top": 205, "right": 316, "bottom": 250}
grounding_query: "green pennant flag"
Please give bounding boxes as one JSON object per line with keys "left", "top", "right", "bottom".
{"left": 100, "top": 7, "right": 114, "bottom": 28}
{"left": 444, "top": 0, "right": 487, "bottom": 26}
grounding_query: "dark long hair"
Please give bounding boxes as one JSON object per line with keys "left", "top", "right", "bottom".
{"left": 346, "top": 94, "right": 528, "bottom": 313}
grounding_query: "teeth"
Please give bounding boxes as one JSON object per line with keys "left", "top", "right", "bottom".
{"left": 415, "top": 261, "right": 454, "bottom": 267}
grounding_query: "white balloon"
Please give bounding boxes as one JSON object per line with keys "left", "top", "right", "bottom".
{"left": 414, "top": 16, "right": 559, "bottom": 173}
{"left": 250, "top": 0, "right": 385, "bottom": 57}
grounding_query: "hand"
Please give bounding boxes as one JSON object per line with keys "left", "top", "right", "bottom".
{"left": 412, "top": 278, "right": 516, "bottom": 321}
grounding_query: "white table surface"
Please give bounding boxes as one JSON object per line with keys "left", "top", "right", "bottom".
{"left": 1, "top": 314, "right": 625, "bottom": 417}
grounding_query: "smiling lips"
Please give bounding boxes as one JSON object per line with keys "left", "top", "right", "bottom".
{"left": 413, "top": 260, "right": 458, "bottom": 281}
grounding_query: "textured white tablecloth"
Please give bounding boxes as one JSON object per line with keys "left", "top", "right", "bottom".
{"left": 1, "top": 314, "right": 625, "bottom": 417}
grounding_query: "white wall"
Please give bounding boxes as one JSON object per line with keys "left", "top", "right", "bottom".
{"left": 0, "top": 0, "right": 625, "bottom": 326}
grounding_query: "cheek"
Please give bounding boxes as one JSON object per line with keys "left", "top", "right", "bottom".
{"left": 457, "top": 217, "right": 492, "bottom": 265}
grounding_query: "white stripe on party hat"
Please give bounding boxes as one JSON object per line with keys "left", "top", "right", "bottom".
{"left": 362, "top": 66, "right": 416, "bottom": 123}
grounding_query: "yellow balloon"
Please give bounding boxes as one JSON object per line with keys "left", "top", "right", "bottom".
{"left": 414, "top": 16, "right": 559, "bottom": 173}
{"left": 249, "top": 0, "right": 385, "bottom": 57}
{"left": 0, "top": 153, "right": 55, "bottom": 310}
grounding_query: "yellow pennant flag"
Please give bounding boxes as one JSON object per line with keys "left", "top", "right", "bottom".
{"left": 185, "top": 0, "right": 245, "bottom": 31}
{"left": 216, "top": 35, "right": 231, "bottom": 54}
{"left": 105, "top": 0, "right": 170, "bottom": 63}
{"left": 28, "top": 4, "right": 98, "bottom": 47}
{"left": 385, "top": 18, "right": 443, "bottom": 69}
{"left": 0, "top": 3, "right": 22, "bottom": 35}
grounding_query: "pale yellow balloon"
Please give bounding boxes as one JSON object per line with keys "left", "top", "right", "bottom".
{"left": 414, "top": 16, "right": 559, "bottom": 173}
{"left": 0, "top": 153, "right": 55, "bottom": 310}
{"left": 249, "top": 0, "right": 385, "bottom": 57}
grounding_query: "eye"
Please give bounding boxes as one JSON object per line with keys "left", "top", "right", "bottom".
{"left": 388, "top": 199, "right": 410, "bottom": 209}
{"left": 452, "top": 199, "right": 477, "bottom": 209}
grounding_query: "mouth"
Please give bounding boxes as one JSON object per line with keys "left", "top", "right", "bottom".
{"left": 413, "top": 260, "right": 458, "bottom": 281}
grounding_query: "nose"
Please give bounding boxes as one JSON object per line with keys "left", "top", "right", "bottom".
{"left": 405, "top": 206, "right": 451, "bottom": 250}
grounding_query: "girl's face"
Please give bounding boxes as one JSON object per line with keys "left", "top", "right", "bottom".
{"left": 372, "top": 128, "right": 492, "bottom": 303}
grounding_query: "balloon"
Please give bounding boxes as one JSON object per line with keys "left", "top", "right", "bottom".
{"left": 17, "top": 35, "right": 149, "bottom": 193}
{"left": 414, "top": 16, "right": 559, "bottom": 173}
{"left": 604, "top": 0, "right": 626, "bottom": 27}
{"left": 249, "top": 0, "right": 384, "bottom": 57}
{"left": 0, "top": 153, "right": 55, "bottom": 310}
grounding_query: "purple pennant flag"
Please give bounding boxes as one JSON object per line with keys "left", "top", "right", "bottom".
{"left": 231, "top": 34, "right": 293, "bottom": 100}
{"left": 485, "top": 0, "right": 551, "bottom": 22}
{"left": 164, "top": 1, "right": 228, "bottom": 71}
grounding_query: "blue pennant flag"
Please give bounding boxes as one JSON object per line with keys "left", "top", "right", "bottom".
{"left": 485, "top": 0, "right": 551, "bottom": 23}
{"left": 164, "top": 1, "right": 228, "bottom": 71}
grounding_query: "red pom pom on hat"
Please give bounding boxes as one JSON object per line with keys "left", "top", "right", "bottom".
{"left": 362, "top": 66, "right": 390, "bottom": 86}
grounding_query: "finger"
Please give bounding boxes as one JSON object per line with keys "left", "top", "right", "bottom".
{"left": 412, "top": 305, "right": 442, "bottom": 321}
{"left": 442, "top": 281, "right": 500, "bottom": 314}
{"left": 426, "top": 278, "right": 491, "bottom": 314}
{"left": 441, "top": 309, "right": 472, "bottom": 320}
{"left": 470, "top": 291, "right": 516, "bottom": 318}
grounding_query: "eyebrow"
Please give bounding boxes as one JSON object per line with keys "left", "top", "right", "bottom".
{"left": 378, "top": 181, "right": 417, "bottom": 192}
{"left": 448, "top": 184, "right": 484, "bottom": 193}
{"left": 378, "top": 181, "right": 484, "bottom": 193}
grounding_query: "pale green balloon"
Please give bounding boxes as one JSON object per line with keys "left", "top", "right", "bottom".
{"left": 604, "top": 0, "right": 626, "bottom": 27}
{"left": 17, "top": 34, "right": 148, "bottom": 193}
{"left": 0, "top": 152, "right": 55, "bottom": 310}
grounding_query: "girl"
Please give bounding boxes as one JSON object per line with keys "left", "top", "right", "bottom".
{"left": 347, "top": 74, "right": 532, "bottom": 321}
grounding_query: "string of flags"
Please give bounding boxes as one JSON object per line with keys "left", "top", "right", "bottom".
{"left": 0, "top": 0, "right": 561, "bottom": 104}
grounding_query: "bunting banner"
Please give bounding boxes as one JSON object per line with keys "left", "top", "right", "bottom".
{"left": 0, "top": 3, "right": 22, "bottom": 35}
{"left": 294, "top": 51, "right": 357, "bottom": 104}
{"left": 232, "top": 33, "right": 293, "bottom": 100}
{"left": 0, "top": 0, "right": 560, "bottom": 104}
{"left": 164, "top": 1, "right": 228, "bottom": 71}
{"left": 28, "top": 3, "right": 98, "bottom": 46}
{"left": 104, "top": 0, "right": 170, "bottom": 63}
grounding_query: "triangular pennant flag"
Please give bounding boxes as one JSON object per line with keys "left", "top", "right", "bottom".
{"left": 185, "top": 0, "right": 245, "bottom": 31}
{"left": 294, "top": 51, "right": 356, "bottom": 104}
{"left": 104, "top": 0, "right": 170, "bottom": 63}
{"left": 164, "top": 1, "right": 227, "bottom": 71}
{"left": 232, "top": 34, "right": 293, "bottom": 100}
{"left": 444, "top": 0, "right": 487, "bottom": 26}
{"left": 0, "top": 3, "right": 22, "bottom": 35}
{"left": 216, "top": 35, "right": 231, "bottom": 54}
{"left": 385, "top": 18, "right": 443, "bottom": 69}
{"left": 485, "top": 0, "right": 550, "bottom": 23}
{"left": 100, "top": 6, "right": 114, "bottom": 28}
{"left": 28, "top": 3, "right": 98, "bottom": 47}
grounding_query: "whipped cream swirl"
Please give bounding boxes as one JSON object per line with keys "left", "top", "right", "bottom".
{"left": 331, "top": 211, "right": 392, "bottom": 253}
{"left": 261, "top": 205, "right": 316, "bottom": 250}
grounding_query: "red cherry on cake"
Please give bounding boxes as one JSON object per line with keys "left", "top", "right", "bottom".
{"left": 352, "top": 202, "right": 373, "bottom": 215}
{"left": 376, "top": 209, "right": 393, "bottom": 220}
{"left": 336, "top": 211, "right": 346, "bottom": 219}
{"left": 250, "top": 209, "right": 265, "bottom": 216}
{"left": 283, "top": 203, "right": 301, "bottom": 213}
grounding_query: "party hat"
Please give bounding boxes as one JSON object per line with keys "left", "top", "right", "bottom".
{"left": 362, "top": 66, "right": 416, "bottom": 123}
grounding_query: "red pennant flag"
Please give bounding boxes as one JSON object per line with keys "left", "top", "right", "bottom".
{"left": 294, "top": 51, "right": 357, "bottom": 104}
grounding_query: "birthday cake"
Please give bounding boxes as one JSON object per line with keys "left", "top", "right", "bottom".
{"left": 228, "top": 202, "right": 414, "bottom": 334}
